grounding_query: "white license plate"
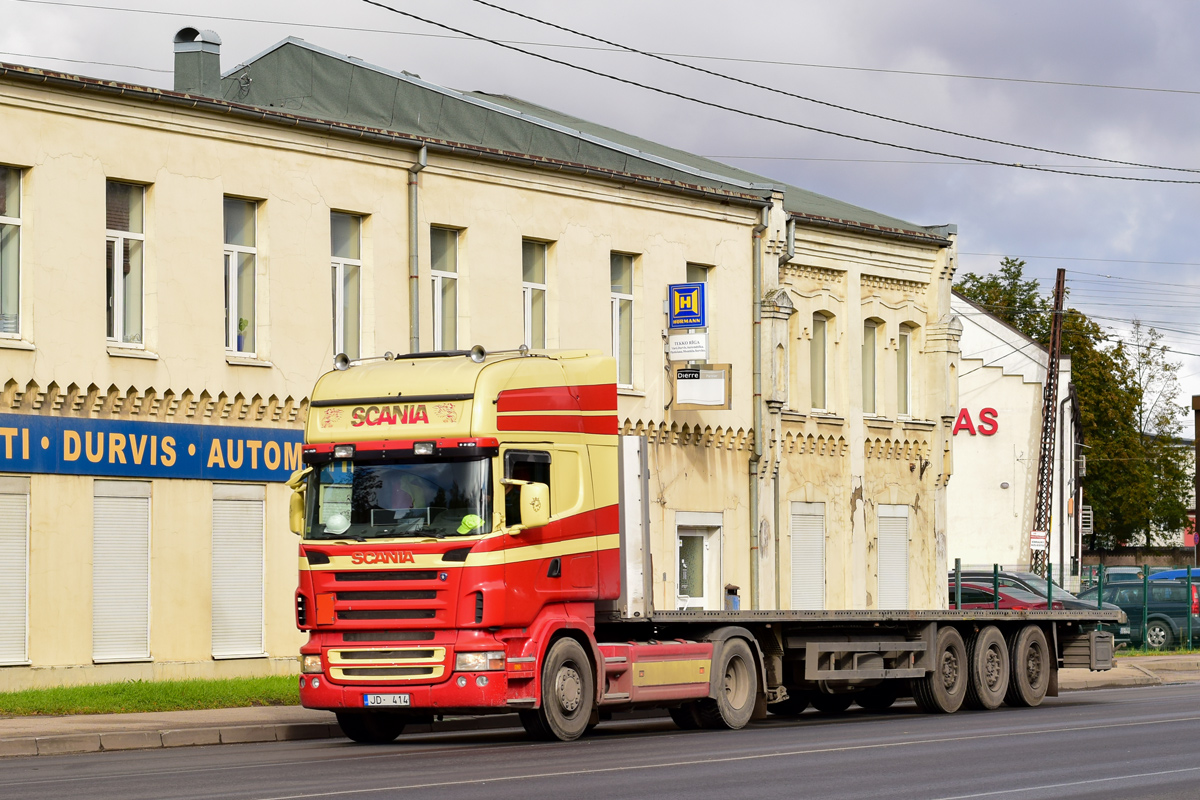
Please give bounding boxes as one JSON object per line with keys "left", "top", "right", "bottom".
{"left": 363, "top": 693, "right": 410, "bottom": 707}
{"left": 1119, "top": 626, "right": 1131, "bottom": 634}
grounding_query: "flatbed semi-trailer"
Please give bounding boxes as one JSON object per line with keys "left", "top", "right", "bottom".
{"left": 290, "top": 348, "right": 1119, "bottom": 743}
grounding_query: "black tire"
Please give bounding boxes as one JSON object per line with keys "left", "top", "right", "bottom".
{"left": 1005, "top": 625, "right": 1051, "bottom": 707}
{"left": 1144, "top": 619, "right": 1174, "bottom": 650}
{"left": 530, "top": 637, "right": 594, "bottom": 741}
{"left": 964, "top": 626, "right": 1010, "bottom": 711}
{"left": 911, "top": 626, "right": 968, "bottom": 714}
{"left": 696, "top": 638, "right": 758, "bottom": 730}
{"left": 335, "top": 711, "right": 406, "bottom": 744}
{"left": 518, "top": 709, "right": 550, "bottom": 739}
{"left": 768, "top": 688, "right": 810, "bottom": 716}
{"left": 811, "top": 691, "right": 854, "bottom": 714}
{"left": 668, "top": 702, "right": 703, "bottom": 729}
{"left": 856, "top": 683, "right": 898, "bottom": 711}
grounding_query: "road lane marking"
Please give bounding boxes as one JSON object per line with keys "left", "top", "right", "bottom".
{"left": 927, "top": 765, "right": 1200, "bottom": 799}
{"left": 245, "top": 714, "right": 1200, "bottom": 800}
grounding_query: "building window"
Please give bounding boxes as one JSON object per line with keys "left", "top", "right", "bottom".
{"left": 93, "top": 480, "right": 151, "bottom": 662}
{"left": 522, "top": 239, "right": 547, "bottom": 349}
{"left": 105, "top": 181, "right": 145, "bottom": 345}
{"left": 790, "top": 502, "right": 825, "bottom": 610}
{"left": 0, "top": 167, "right": 21, "bottom": 336}
{"left": 877, "top": 504, "right": 910, "bottom": 610}
{"left": 897, "top": 327, "right": 910, "bottom": 417}
{"left": 212, "top": 484, "right": 265, "bottom": 659}
{"left": 862, "top": 320, "right": 877, "bottom": 415}
{"left": 610, "top": 253, "right": 634, "bottom": 387}
{"left": 431, "top": 227, "right": 458, "bottom": 351}
{"left": 811, "top": 313, "right": 828, "bottom": 410}
{"left": 331, "top": 212, "right": 362, "bottom": 360}
{"left": 0, "top": 477, "right": 29, "bottom": 665}
{"left": 224, "top": 198, "right": 257, "bottom": 355}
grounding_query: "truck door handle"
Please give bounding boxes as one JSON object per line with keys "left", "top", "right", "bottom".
{"left": 547, "top": 557, "right": 561, "bottom": 578}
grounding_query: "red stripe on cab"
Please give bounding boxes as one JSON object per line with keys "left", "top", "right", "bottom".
{"left": 497, "top": 383, "right": 617, "bottom": 413}
{"left": 496, "top": 414, "right": 618, "bottom": 435}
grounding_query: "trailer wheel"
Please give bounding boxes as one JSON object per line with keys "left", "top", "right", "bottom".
{"left": 334, "top": 711, "right": 406, "bottom": 744}
{"left": 1005, "top": 625, "right": 1050, "bottom": 708}
{"left": 964, "top": 626, "right": 1010, "bottom": 710}
{"left": 811, "top": 692, "right": 854, "bottom": 714}
{"left": 911, "top": 626, "right": 968, "bottom": 714}
{"left": 696, "top": 638, "right": 757, "bottom": 729}
{"left": 528, "top": 637, "right": 594, "bottom": 741}
{"left": 856, "top": 683, "right": 898, "bottom": 711}
{"left": 767, "top": 689, "right": 809, "bottom": 716}
{"left": 669, "top": 702, "right": 703, "bottom": 729}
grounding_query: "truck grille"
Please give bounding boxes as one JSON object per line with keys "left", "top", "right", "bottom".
{"left": 337, "top": 609, "right": 437, "bottom": 621}
{"left": 335, "top": 570, "right": 438, "bottom": 582}
{"left": 327, "top": 646, "right": 448, "bottom": 683}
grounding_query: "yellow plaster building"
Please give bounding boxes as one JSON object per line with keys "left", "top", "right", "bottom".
{"left": 0, "top": 29, "right": 959, "bottom": 690}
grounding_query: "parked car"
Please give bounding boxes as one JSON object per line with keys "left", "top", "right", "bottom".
{"left": 1149, "top": 568, "right": 1200, "bottom": 582}
{"left": 949, "top": 582, "right": 1065, "bottom": 610}
{"left": 1077, "top": 580, "right": 1200, "bottom": 649}
{"left": 1099, "top": 566, "right": 1147, "bottom": 583}
{"left": 953, "top": 569, "right": 1131, "bottom": 644}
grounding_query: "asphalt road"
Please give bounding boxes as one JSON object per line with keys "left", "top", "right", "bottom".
{"left": 3, "top": 685, "right": 1199, "bottom": 800}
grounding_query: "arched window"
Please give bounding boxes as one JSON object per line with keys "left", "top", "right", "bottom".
{"left": 897, "top": 325, "right": 911, "bottom": 416}
{"left": 811, "top": 312, "right": 828, "bottom": 410}
{"left": 862, "top": 320, "right": 878, "bottom": 415}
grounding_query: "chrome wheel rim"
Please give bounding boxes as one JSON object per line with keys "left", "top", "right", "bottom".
{"left": 556, "top": 665, "right": 582, "bottom": 714}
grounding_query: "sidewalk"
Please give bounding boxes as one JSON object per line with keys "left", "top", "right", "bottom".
{"left": 4, "top": 654, "right": 1199, "bottom": 758}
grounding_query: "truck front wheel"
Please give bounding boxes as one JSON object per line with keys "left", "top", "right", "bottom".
{"left": 335, "top": 711, "right": 406, "bottom": 744}
{"left": 526, "top": 637, "right": 595, "bottom": 741}
{"left": 911, "top": 626, "right": 968, "bottom": 714}
{"left": 696, "top": 638, "right": 758, "bottom": 729}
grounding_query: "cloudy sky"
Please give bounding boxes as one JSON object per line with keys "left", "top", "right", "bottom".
{"left": 5, "top": 0, "right": 1200, "bottom": 409}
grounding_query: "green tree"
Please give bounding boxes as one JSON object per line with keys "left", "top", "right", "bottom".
{"left": 954, "top": 257, "right": 1052, "bottom": 341}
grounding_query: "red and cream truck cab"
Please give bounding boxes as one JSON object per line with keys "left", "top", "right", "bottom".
{"left": 290, "top": 347, "right": 1118, "bottom": 744}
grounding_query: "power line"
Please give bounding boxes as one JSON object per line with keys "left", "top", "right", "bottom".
{"left": 13, "top": 0, "right": 1200, "bottom": 99}
{"left": 0, "top": 49, "right": 169, "bottom": 73}
{"left": 705, "top": 156, "right": 1184, "bottom": 170}
{"left": 961, "top": 253, "right": 1200, "bottom": 269}
{"left": 470, "top": 0, "right": 1200, "bottom": 175}
{"left": 354, "top": 0, "right": 1200, "bottom": 186}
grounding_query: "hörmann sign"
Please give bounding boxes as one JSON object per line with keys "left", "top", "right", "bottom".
{"left": 0, "top": 413, "right": 303, "bottom": 482}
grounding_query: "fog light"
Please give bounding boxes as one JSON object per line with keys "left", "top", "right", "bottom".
{"left": 301, "top": 654, "right": 323, "bottom": 673}
{"left": 455, "top": 651, "right": 505, "bottom": 671}
{"left": 476, "top": 675, "right": 488, "bottom": 687}
{"left": 457, "top": 676, "right": 468, "bottom": 687}
{"left": 414, "top": 441, "right": 436, "bottom": 456}
{"left": 299, "top": 677, "right": 306, "bottom": 689}
{"left": 311, "top": 677, "right": 320, "bottom": 688}
{"left": 333, "top": 445, "right": 355, "bottom": 459}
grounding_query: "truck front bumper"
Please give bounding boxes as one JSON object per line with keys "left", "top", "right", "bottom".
{"left": 299, "top": 671, "right": 511, "bottom": 712}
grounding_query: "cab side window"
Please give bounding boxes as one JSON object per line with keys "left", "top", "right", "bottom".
{"left": 504, "top": 450, "right": 550, "bottom": 526}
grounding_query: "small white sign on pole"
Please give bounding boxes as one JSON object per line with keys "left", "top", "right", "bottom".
{"left": 668, "top": 333, "right": 709, "bottom": 362}
{"left": 1030, "top": 530, "right": 1048, "bottom": 552}
{"left": 676, "top": 368, "right": 726, "bottom": 406}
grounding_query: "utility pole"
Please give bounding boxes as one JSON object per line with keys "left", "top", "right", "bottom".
{"left": 1032, "top": 269, "right": 1066, "bottom": 576}
{"left": 1193, "top": 395, "right": 1199, "bottom": 565}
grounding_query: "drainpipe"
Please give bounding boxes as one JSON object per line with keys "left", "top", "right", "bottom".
{"left": 408, "top": 146, "right": 427, "bottom": 353}
{"left": 772, "top": 217, "right": 794, "bottom": 609}
{"left": 749, "top": 205, "right": 769, "bottom": 610}
{"left": 1059, "top": 388, "right": 1070, "bottom": 582}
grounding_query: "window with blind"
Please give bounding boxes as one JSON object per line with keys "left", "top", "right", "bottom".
{"left": 93, "top": 481, "right": 151, "bottom": 662}
{"left": 790, "top": 502, "right": 825, "bottom": 610}
{"left": 0, "top": 477, "right": 29, "bottom": 665}
{"left": 877, "top": 504, "right": 910, "bottom": 610}
{"left": 212, "top": 484, "right": 265, "bottom": 659}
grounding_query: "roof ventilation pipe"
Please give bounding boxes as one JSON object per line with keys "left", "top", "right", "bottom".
{"left": 408, "top": 146, "right": 428, "bottom": 353}
{"left": 173, "top": 27, "right": 223, "bottom": 98}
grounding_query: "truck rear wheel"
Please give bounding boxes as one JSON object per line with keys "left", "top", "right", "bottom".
{"left": 335, "top": 711, "right": 406, "bottom": 744}
{"left": 696, "top": 638, "right": 757, "bottom": 729}
{"left": 856, "top": 683, "right": 898, "bottom": 711}
{"left": 528, "top": 637, "right": 594, "bottom": 741}
{"left": 911, "top": 626, "right": 967, "bottom": 714}
{"left": 768, "top": 688, "right": 809, "bottom": 716}
{"left": 964, "top": 626, "right": 1009, "bottom": 710}
{"left": 669, "top": 702, "right": 703, "bottom": 729}
{"left": 811, "top": 691, "right": 854, "bottom": 714}
{"left": 1005, "top": 625, "right": 1050, "bottom": 707}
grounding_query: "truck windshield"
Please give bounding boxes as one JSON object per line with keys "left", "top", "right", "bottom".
{"left": 305, "top": 458, "right": 492, "bottom": 540}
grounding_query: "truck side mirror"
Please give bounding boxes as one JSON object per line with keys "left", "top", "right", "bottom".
{"left": 511, "top": 482, "right": 549, "bottom": 534}
{"left": 287, "top": 467, "right": 311, "bottom": 536}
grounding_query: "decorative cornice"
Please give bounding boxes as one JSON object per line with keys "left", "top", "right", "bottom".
{"left": 864, "top": 435, "right": 930, "bottom": 461}
{"left": 861, "top": 273, "right": 928, "bottom": 292}
{"left": 621, "top": 418, "right": 753, "bottom": 450}
{"left": 780, "top": 263, "right": 847, "bottom": 285}
{"left": 782, "top": 431, "right": 848, "bottom": 458}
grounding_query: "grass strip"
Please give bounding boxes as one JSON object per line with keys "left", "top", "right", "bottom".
{"left": 0, "top": 676, "right": 299, "bottom": 716}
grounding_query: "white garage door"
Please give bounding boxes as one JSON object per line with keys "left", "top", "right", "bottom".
{"left": 877, "top": 504, "right": 909, "bottom": 610}
{"left": 93, "top": 480, "right": 151, "bottom": 662}
{"left": 790, "top": 502, "right": 825, "bottom": 610}
{"left": 0, "top": 477, "right": 29, "bottom": 665}
{"left": 212, "top": 484, "right": 265, "bottom": 659}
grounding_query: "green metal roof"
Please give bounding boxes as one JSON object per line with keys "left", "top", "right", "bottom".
{"left": 219, "top": 38, "right": 949, "bottom": 243}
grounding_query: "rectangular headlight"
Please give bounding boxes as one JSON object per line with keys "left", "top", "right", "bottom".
{"left": 301, "top": 654, "right": 324, "bottom": 674}
{"left": 414, "top": 441, "right": 436, "bottom": 456}
{"left": 455, "top": 651, "right": 505, "bottom": 672}
{"left": 333, "top": 445, "right": 355, "bottom": 459}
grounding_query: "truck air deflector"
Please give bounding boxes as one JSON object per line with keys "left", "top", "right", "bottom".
{"left": 310, "top": 393, "right": 475, "bottom": 407}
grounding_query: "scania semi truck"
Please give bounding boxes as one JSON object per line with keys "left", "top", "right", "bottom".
{"left": 289, "top": 348, "right": 1118, "bottom": 743}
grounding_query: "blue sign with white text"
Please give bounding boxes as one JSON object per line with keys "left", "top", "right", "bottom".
{"left": 0, "top": 413, "right": 304, "bottom": 482}
{"left": 668, "top": 282, "right": 706, "bottom": 329}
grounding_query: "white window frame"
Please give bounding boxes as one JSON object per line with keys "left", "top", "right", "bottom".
{"left": 211, "top": 483, "right": 266, "bottom": 659}
{"left": 897, "top": 327, "right": 911, "bottom": 418}
{"left": 0, "top": 476, "right": 30, "bottom": 666}
{"left": 431, "top": 227, "right": 459, "bottom": 351}
{"left": 862, "top": 320, "right": 878, "bottom": 416}
{"left": 105, "top": 182, "right": 145, "bottom": 347}
{"left": 224, "top": 199, "right": 257, "bottom": 356}
{"left": 522, "top": 239, "right": 547, "bottom": 350}
{"left": 811, "top": 312, "right": 828, "bottom": 412}
{"left": 610, "top": 253, "right": 634, "bottom": 388}
{"left": 0, "top": 166, "right": 21, "bottom": 339}
{"left": 332, "top": 215, "right": 363, "bottom": 360}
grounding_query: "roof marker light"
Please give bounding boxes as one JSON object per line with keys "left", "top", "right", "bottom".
{"left": 414, "top": 441, "right": 435, "bottom": 456}
{"left": 333, "top": 445, "right": 355, "bottom": 459}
